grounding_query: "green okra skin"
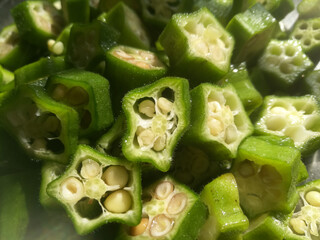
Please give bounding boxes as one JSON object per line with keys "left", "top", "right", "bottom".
{"left": 303, "top": 70, "right": 320, "bottom": 98}
{"left": 255, "top": 95, "right": 320, "bottom": 156}
{"left": 297, "top": 0, "right": 320, "bottom": 19}
{"left": 105, "top": 45, "right": 167, "bottom": 114}
{"left": 14, "top": 56, "right": 71, "bottom": 86}
{"left": 66, "top": 20, "right": 120, "bottom": 69}
{"left": 249, "top": 67, "right": 273, "bottom": 97}
{"left": 46, "top": 69, "right": 114, "bottom": 137}
{"left": 226, "top": 3, "right": 277, "bottom": 64}
{"left": 290, "top": 18, "right": 320, "bottom": 63}
{"left": 99, "top": 0, "right": 141, "bottom": 13}
{"left": 0, "top": 83, "right": 79, "bottom": 164}
{"left": 61, "top": 0, "right": 90, "bottom": 24}
{"left": 47, "top": 145, "right": 142, "bottom": 235}
{"left": 97, "top": 2, "right": 150, "bottom": 50}
{"left": 0, "top": 174, "right": 29, "bottom": 240}
{"left": 0, "top": 65, "right": 14, "bottom": 93}
{"left": 48, "top": 24, "right": 73, "bottom": 56}
{"left": 231, "top": 136, "right": 301, "bottom": 218}
{"left": 11, "top": 1, "right": 65, "bottom": 48}
{"left": 183, "top": 83, "right": 253, "bottom": 160}
{"left": 198, "top": 173, "right": 249, "bottom": 240}
{"left": 219, "top": 63, "right": 263, "bottom": 115}
{"left": 159, "top": 8, "right": 234, "bottom": 86}
{"left": 116, "top": 176, "right": 207, "bottom": 240}
{"left": 122, "top": 77, "right": 190, "bottom": 172}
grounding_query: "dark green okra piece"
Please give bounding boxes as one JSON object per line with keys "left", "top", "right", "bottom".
{"left": 11, "top": 1, "right": 64, "bottom": 48}
{"left": 116, "top": 176, "right": 207, "bottom": 240}
{"left": 48, "top": 24, "right": 73, "bottom": 56}
{"left": 297, "top": 0, "right": 320, "bottom": 19}
{"left": 99, "top": 0, "right": 141, "bottom": 13}
{"left": 226, "top": 3, "right": 277, "bottom": 64}
{"left": 122, "top": 77, "right": 190, "bottom": 172}
{"left": 290, "top": 18, "right": 320, "bottom": 63}
{"left": 0, "top": 65, "right": 14, "bottom": 93}
{"left": 303, "top": 70, "right": 320, "bottom": 97}
{"left": 98, "top": 2, "right": 150, "bottom": 50}
{"left": 219, "top": 63, "right": 263, "bottom": 115}
{"left": 183, "top": 83, "right": 254, "bottom": 160}
{"left": 159, "top": 7, "right": 234, "bottom": 86}
{"left": 258, "top": 40, "right": 314, "bottom": 90}
{"left": 231, "top": 136, "right": 301, "bottom": 218}
{"left": 255, "top": 95, "right": 320, "bottom": 156}
{"left": 46, "top": 69, "right": 114, "bottom": 137}
{"left": 47, "top": 145, "right": 141, "bottom": 235}
{"left": 61, "top": 0, "right": 90, "bottom": 24}
{"left": 0, "top": 84, "right": 79, "bottom": 164}
{"left": 198, "top": 173, "right": 249, "bottom": 240}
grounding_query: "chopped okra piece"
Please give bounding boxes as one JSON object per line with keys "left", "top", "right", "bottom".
{"left": 116, "top": 176, "right": 207, "bottom": 240}
{"left": 231, "top": 136, "right": 301, "bottom": 218}
{"left": 11, "top": 1, "right": 64, "bottom": 48}
{"left": 61, "top": 0, "right": 90, "bottom": 24}
{"left": 303, "top": 70, "right": 320, "bottom": 98}
{"left": 46, "top": 69, "right": 113, "bottom": 137}
{"left": 258, "top": 40, "right": 314, "bottom": 90}
{"left": 226, "top": 3, "right": 277, "bottom": 64}
{"left": 183, "top": 83, "right": 253, "bottom": 160}
{"left": 0, "top": 65, "right": 14, "bottom": 93}
{"left": 290, "top": 18, "right": 320, "bottom": 63}
{"left": 98, "top": 2, "right": 150, "bottom": 50}
{"left": 99, "top": 0, "right": 141, "bottom": 13}
{"left": 14, "top": 56, "right": 71, "bottom": 86}
{"left": 159, "top": 8, "right": 234, "bottom": 85}
{"left": 122, "top": 77, "right": 190, "bottom": 172}
{"left": 40, "top": 161, "right": 65, "bottom": 209}
{"left": 48, "top": 24, "right": 73, "bottom": 56}
{"left": 255, "top": 95, "right": 320, "bottom": 156}
{"left": 47, "top": 145, "right": 141, "bottom": 235}
{"left": 105, "top": 45, "right": 167, "bottom": 113}
{"left": 219, "top": 63, "right": 263, "bottom": 115}
{"left": 297, "top": 0, "right": 320, "bottom": 19}
{"left": 198, "top": 173, "right": 249, "bottom": 240}
{"left": 0, "top": 84, "right": 79, "bottom": 164}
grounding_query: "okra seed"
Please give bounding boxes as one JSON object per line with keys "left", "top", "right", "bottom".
{"left": 150, "top": 214, "right": 174, "bottom": 237}
{"left": 157, "top": 97, "right": 173, "bottom": 115}
{"left": 102, "top": 165, "right": 129, "bottom": 188}
{"left": 43, "top": 115, "right": 60, "bottom": 133}
{"left": 290, "top": 218, "right": 307, "bottom": 235}
{"left": 114, "top": 49, "right": 134, "bottom": 61}
{"left": 269, "top": 46, "right": 282, "bottom": 56}
{"left": 265, "top": 116, "right": 286, "bottom": 131}
{"left": 153, "top": 135, "right": 166, "bottom": 152}
{"left": 129, "top": 218, "right": 149, "bottom": 236}
{"left": 66, "top": 86, "right": 89, "bottom": 106}
{"left": 225, "top": 125, "right": 238, "bottom": 144}
{"left": 60, "top": 177, "right": 84, "bottom": 203}
{"left": 167, "top": 193, "right": 188, "bottom": 215}
{"left": 208, "top": 117, "right": 223, "bottom": 136}
{"left": 208, "top": 101, "right": 221, "bottom": 113}
{"left": 305, "top": 191, "right": 320, "bottom": 207}
{"left": 259, "top": 165, "right": 282, "bottom": 185}
{"left": 270, "top": 106, "right": 287, "bottom": 115}
{"left": 279, "top": 62, "right": 293, "bottom": 74}
{"left": 135, "top": 61, "right": 151, "bottom": 69}
{"left": 155, "top": 181, "right": 174, "bottom": 200}
{"left": 47, "top": 39, "right": 55, "bottom": 48}
{"left": 139, "top": 100, "right": 155, "bottom": 117}
{"left": 31, "top": 138, "right": 47, "bottom": 150}
{"left": 137, "top": 129, "right": 155, "bottom": 146}
{"left": 104, "top": 190, "right": 132, "bottom": 213}
{"left": 51, "top": 84, "right": 68, "bottom": 101}
{"left": 52, "top": 41, "right": 64, "bottom": 55}
{"left": 80, "top": 159, "right": 101, "bottom": 179}
{"left": 238, "top": 160, "right": 255, "bottom": 178}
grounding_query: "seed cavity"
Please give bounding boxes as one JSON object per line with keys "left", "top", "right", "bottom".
{"left": 80, "top": 159, "right": 101, "bottom": 179}
{"left": 84, "top": 178, "right": 108, "bottom": 199}
{"left": 150, "top": 214, "right": 174, "bottom": 237}
{"left": 155, "top": 181, "right": 174, "bottom": 200}
{"left": 60, "top": 177, "right": 84, "bottom": 203}
{"left": 238, "top": 160, "right": 255, "bottom": 178}
{"left": 167, "top": 193, "right": 188, "bottom": 215}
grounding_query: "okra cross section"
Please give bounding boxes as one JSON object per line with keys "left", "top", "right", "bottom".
{"left": 122, "top": 77, "right": 190, "bottom": 172}
{"left": 255, "top": 95, "right": 320, "bottom": 156}
{"left": 159, "top": 7, "right": 234, "bottom": 85}
{"left": 47, "top": 145, "right": 141, "bottom": 235}
{"left": 116, "top": 176, "right": 207, "bottom": 240}
{"left": 183, "top": 83, "right": 253, "bottom": 160}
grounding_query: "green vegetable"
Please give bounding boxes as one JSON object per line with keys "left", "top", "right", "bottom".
{"left": 297, "top": 0, "right": 320, "bottom": 19}
{"left": 61, "top": 0, "right": 90, "bottom": 24}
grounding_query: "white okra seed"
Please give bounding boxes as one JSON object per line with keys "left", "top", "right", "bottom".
{"left": 138, "top": 100, "right": 155, "bottom": 118}
{"left": 150, "top": 214, "right": 174, "bottom": 237}
{"left": 155, "top": 181, "right": 174, "bottom": 200}
{"left": 102, "top": 165, "right": 129, "bottom": 188}
{"left": 104, "top": 190, "right": 132, "bottom": 213}
{"left": 60, "top": 177, "right": 84, "bottom": 203}
{"left": 157, "top": 97, "right": 173, "bottom": 115}
{"left": 208, "top": 117, "right": 223, "bottom": 136}
{"left": 137, "top": 129, "right": 155, "bottom": 146}
{"left": 80, "top": 159, "right": 101, "bottom": 179}
{"left": 153, "top": 135, "right": 166, "bottom": 152}
{"left": 167, "top": 193, "right": 188, "bottom": 215}
{"left": 290, "top": 218, "right": 307, "bottom": 235}
{"left": 305, "top": 191, "right": 320, "bottom": 207}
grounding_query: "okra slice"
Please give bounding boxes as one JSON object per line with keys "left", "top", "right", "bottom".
{"left": 303, "top": 70, "right": 320, "bottom": 98}
{"left": 219, "top": 63, "right": 263, "bottom": 115}
{"left": 47, "top": 145, "right": 141, "bottom": 235}
{"left": 48, "top": 24, "right": 73, "bottom": 56}
{"left": 98, "top": 2, "right": 150, "bottom": 50}
{"left": 0, "top": 65, "right": 14, "bottom": 93}
{"left": 11, "top": 1, "right": 64, "bottom": 48}
{"left": 122, "top": 77, "right": 190, "bottom": 172}
{"left": 46, "top": 69, "right": 113, "bottom": 137}
{"left": 255, "top": 95, "right": 320, "bottom": 156}
{"left": 99, "top": 0, "right": 141, "bottom": 13}
{"left": 116, "top": 176, "right": 207, "bottom": 240}
{"left": 61, "top": 0, "right": 90, "bottom": 24}
{"left": 231, "top": 136, "right": 301, "bottom": 218}
{"left": 183, "top": 83, "right": 253, "bottom": 160}
{"left": 290, "top": 18, "right": 320, "bottom": 63}
{"left": 198, "top": 173, "right": 249, "bottom": 240}
{"left": 258, "top": 40, "right": 314, "bottom": 90}
{"left": 158, "top": 8, "right": 234, "bottom": 85}
{"left": 297, "top": 0, "right": 320, "bottom": 19}
{"left": 226, "top": 3, "right": 277, "bottom": 64}
{"left": 0, "top": 84, "right": 79, "bottom": 164}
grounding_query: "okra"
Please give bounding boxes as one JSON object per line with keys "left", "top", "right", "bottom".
{"left": 226, "top": 3, "right": 277, "bottom": 64}
{"left": 116, "top": 176, "right": 207, "bottom": 240}
{"left": 255, "top": 95, "right": 320, "bottom": 156}
{"left": 159, "top": 7, "right": 234, "bottom": 85}
{"left": 0, "top": 65, "right": 14, "bottom": 93}
{"left": 183, "top": 83, "right": 253, "bottom": 160}
{"left": 258, "top": 40, "right": 314, "bottom": 90}
{"left": 231, "top": 136, "right": 301, "bottom": 218}
{"left": 297, "top": 0, "right": 320, "bottom": 19}
{"left": 11, "top": 1, "right": 64, "bottom": 48}
{"left": 0, "top": 83, "right": 79, "bottom": 164}
{"left": 61, "top": 0, "right": 90, "bottom": 24}
{"left": 99, "top": 0, "right": 141, "bottom": 13}
{"left": 47, "top": 145, "right": 142, "bottom": 235}
{"left": 46, "top": 69, "right": 114, "bottom": 137}
{"left": 303, "top": 70, "right": 320, "bottom": 98}
{"left": 98, "top": 2, "right": 150, "bottom": 50}
{"left": 198, "top": 173, "right": 249, "bottom": 240}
